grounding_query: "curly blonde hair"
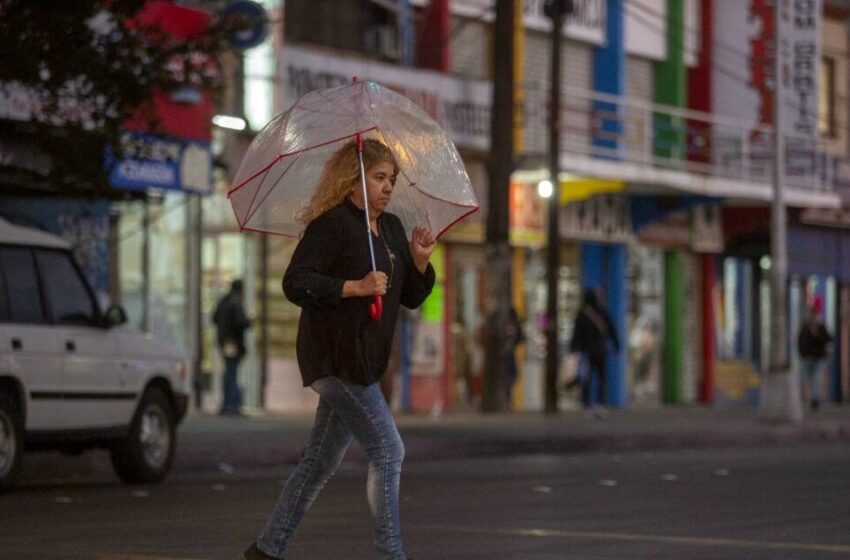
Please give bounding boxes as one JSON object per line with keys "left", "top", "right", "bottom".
{"left": 297, "top": 138, "right": 398, "bottom": 226}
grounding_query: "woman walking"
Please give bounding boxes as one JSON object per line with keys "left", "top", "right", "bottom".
{"left": 568, "top": 288, "right": 620, "bottom": 418}
{"left": 242, "top": 139, "right": 435, "bottom": 560}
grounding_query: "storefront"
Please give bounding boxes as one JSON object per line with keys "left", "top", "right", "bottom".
{"left": 788, "top": 208, "right": 850, "bottom": 403}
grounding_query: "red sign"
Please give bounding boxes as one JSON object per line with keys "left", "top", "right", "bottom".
{"left": 123, "top": 1, "right": 215, "bottom": 141}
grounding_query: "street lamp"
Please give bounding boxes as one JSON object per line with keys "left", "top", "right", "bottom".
{"left": 543, "top": 0, "right": 572, "bottom": 414}
{"left": 538, "top": 179, "right": 554, "bottom": 198}
{"left": 212, "top": 114, "right": 248, "bottom": 131}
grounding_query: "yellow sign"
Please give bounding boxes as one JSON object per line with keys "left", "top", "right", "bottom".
{"left": 560, "top": 178, "right": 626, "bottom": 205}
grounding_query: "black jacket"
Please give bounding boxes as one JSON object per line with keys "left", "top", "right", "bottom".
{"left": 283, "top": 199, "right": 435, "bottom": 386}
{"left": 798, "top": 321, "right": 832, "bottom": 359}
{"left": 212, "top": 291, "right": 251, "bottom": 358}
{"left": 569, "top": 303, "right": 619, "bottom": 363}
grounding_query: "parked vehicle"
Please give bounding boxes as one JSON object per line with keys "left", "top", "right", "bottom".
{"left": 0, "top": 218, "right": 189, "bottom": 489}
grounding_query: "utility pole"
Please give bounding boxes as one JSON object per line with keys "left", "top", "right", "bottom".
{"left": 763, "top": 0, "right": 802, "bottom": 422}
{"left": 543, "top": 0, "right": 572, "bottom": 414}
{"left": 482, "top": 0, "right": 514, "bottom": 413}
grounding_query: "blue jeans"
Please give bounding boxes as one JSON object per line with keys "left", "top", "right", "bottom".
{"left": 800, "top": 357, "right": 826, "bottom": 403}
{"left": 221, "top": 357, "right": 243, "bottom": 413}
{"left": 257, "top": 377, "right": 406, "bottom": 559}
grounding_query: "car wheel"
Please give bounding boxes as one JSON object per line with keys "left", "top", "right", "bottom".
{"left": 110, "top": 387, "right": 176, "bottom": 484}
{"left": 0, "top": 391, "right": 23, "bottom": 491}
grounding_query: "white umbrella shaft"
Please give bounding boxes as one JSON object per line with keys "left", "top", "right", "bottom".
{"left": 358, "top": 150, "right": 378, "bottom": 273}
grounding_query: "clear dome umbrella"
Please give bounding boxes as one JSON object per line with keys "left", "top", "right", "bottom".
{"left": 228, "top": 80, "right": 479, "bottom": 318}
{"left": 228, "top": 80, "right": 479, "bottom": 239}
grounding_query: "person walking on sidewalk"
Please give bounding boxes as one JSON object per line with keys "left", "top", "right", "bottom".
{"left": 212, "top": 279, "right": 252, "bottom": 416}
{"left": 567, "top": 288, "right": 619, "bottom": 418}
{"left": 242, "top": 139, "right": 435, "bottom": 560}
{"left": 797, "top": 296, "right": 833, "bottom": 411}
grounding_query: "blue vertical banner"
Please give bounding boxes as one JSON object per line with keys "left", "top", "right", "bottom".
{"left": 592, "top": 0, "right": 625, "bottom": 157}
{"left": 606, "top": 244, "right": 628, "bottom": 407}
{"left": 581, "top": 242, "right": 628, "bottom": 407}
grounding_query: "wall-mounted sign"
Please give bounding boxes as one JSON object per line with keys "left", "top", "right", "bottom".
{"left": 222, "top": 0, "right": 269, "bottom": 50}
{"left": 107, "top": 131, "right": 212, "bottom": 194}
{"left": 691, "top": 204, "right": 724, "bottom": 253}
{"left": 560, "top": 195, "right": 633, "bottom": 242}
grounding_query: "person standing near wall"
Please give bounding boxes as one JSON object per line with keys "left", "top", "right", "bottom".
{"left": 797, "top": 296, "right": 833, "bottom": 411}
{"left": 212, "top": 279, "right": 252, "bottom": 416}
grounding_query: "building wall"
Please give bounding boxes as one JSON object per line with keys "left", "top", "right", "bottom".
{"left": 626, "top": 55, "right": 655, "bottom": 154}
{"left": 562, "top": 42, "right": 594, "bottom": 151}
{"left": 450, "top": 17, "right": 491, "bottom": 80}
{"left": 627, "top": 55, "right": 654, "bottom": 100}
{"left": 523, "top": 30, "right": 550, "bottom": 155}
{"left": 520, "top": 37, "right": 594, "bottom": 157}
{"left": 284, "top": 0, "right": 363, "bottom": 52}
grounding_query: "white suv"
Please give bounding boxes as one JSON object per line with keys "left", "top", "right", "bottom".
{"left": 0, "top": 217, "right": 189, "bottom": 489}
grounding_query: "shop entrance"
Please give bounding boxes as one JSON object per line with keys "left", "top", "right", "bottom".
{"left": 199, "top": 232, "right": 259, "bottom": 413}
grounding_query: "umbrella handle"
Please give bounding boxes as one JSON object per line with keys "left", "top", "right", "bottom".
{"left": 369, "top": 295, "right": 383, "bottom": 321}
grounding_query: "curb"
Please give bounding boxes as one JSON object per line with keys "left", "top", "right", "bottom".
{"left": 171, "top": 417, "right": 850, "bottom": 474}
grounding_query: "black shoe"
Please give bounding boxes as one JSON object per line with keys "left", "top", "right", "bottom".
{"left": 242, "top": 542, "right": 280, "bottom": 560}
{"left": 810, "top": 399, "right": 820, "bottom": 411}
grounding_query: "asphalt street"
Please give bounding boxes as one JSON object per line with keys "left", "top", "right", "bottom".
{"left": 2, "top": 443, "right": 849, "bottom": 560}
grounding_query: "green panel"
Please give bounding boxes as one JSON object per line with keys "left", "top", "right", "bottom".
{"left": 664, "top": 250, "right": 684, "bottom": 404}
{"left": 421, "top": 283, "right": 444, "bottom": 323}
{"left": 420, "top": 244, "right": 444, "bottom": 323}
{"left": 653, "top": 0, "right": 686, "bottom": 160}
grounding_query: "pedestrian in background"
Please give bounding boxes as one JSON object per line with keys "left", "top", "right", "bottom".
{"left": 567, "top": 288, "right": 620, "bottom": 418}
{"left": 212, "top": 279, "right": 252, "bottom": 416}
{"left": 504, "top": 306, "right": 525, "bottom": 409}
{"left": 797, "top": 296, "right": 833, "bottom": 411}
{"left": 242, "top": 139, "right": 435, "bottom": 560}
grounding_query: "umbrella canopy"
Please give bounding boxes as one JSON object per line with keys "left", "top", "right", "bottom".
{"left": 228, "top": 80, "right": 479, "bottom": 239}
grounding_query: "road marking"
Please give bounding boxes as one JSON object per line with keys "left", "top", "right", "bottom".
{"left": 419, "top": 524, "right": 850, "bottom": 555}
{"left": 98, "top": 555, "right": 206, "bottom": 560}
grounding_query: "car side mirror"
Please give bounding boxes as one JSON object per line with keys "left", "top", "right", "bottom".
{"left": 103, "top": 304, "right": 128, "bottom": 328}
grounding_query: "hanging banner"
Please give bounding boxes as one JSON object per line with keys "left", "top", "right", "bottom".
{"left": 713, "top": 0, "right": 821, "bottom": 133}
{"left": 778, "top": 0, "right": 821, "bottom": 138}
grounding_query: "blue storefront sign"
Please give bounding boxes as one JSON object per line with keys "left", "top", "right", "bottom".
{"left": 107, "top": 131, "right": 213, "bottom": 194}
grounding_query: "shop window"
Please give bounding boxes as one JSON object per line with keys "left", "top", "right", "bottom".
{"left": 819, "top": 56, "right": 836, "bottom": 138}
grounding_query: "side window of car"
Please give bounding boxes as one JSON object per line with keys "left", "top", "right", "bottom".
{"left": 0, "top": 250, "right": 9, "bottom": 322}
{"left": 36, "top": 250, "right": 97, "bottom": 326}
{"left": 0, "top": 247, "right": 46, "bottom": 324}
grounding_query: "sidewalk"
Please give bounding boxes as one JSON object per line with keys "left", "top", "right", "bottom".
{"left": 174, "top": 405, "right": 850, "bottom": 474}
